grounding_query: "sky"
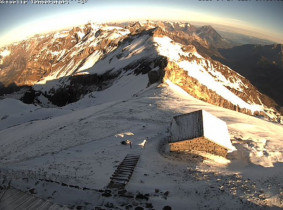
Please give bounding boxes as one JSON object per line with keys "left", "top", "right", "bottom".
{"left": 0, "top": 0, "right": 282, "bottom": 47}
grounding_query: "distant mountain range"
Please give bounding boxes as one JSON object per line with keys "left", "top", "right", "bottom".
{"left": 218, "top": 30, "right": 276, "bottom": 46}
{"left": 0, "top": 21, "right": 282, "bottom": 123}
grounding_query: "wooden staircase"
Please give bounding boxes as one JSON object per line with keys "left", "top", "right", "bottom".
{"left": 107, "top": 154, "right": 140, "bottom": 189}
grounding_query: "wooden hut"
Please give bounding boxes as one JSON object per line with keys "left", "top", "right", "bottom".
{"left": 169, "top": 110, "right": 234, "bottom": 157}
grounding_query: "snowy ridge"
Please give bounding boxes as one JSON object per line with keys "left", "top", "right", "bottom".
{"left": 154, "top": 35, "right": 263, "bottom": 113}
{"left": 0, "top": 21, "right": 281, "bottom": 122}
{"left": 85, "top": 33, "right": 154, "bottom": 75}
{"left": 35, "top": 23, "right": 130, "bottom": 86}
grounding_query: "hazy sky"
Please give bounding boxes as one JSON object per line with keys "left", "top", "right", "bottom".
{"left": 0, "top": 0, "right": 282, "bottom": 47}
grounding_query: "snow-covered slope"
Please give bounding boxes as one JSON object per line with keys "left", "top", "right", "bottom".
{"left": 154, "top": 36, "right": 261, "bottom": 111}
{"left": 0, "top": 98, "right": 70, "bottom": 131}
{"left": 0, "top": 21, "right": 281, "bottom": 122}
{"left": 0, "top": 83, "right": 282, "bottom": 209}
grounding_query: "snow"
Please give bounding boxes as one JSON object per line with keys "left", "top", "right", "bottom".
{"left": 101, "top": 26, "right": 124, "bottom": 31}
{"left": 179, "top": 23, "right": 190, "bottom": 28}
{"left": 106, "top": 29, "right": 130, "bottom": 40}
{"left": 202, "top": 110, "right": 235, "bottom": 151}
{"left": 205, "top": 61, "right": 245, "bottom": 92}
{"left": 76, "top": 31, "right": 85, "bottom": 40}
{"left": 0, "top": 98, "right": 70, "bottom": 131}
{"left": 0, "top": 83, "right": 282, "bottom": 209}
{"left": 0, "top": 98, "right": 36, "bottom": 118}
{"left": 154, "top": 36, "right": 187, "bottom": 61}
{"left": 65, "top": 73, "right": 149, "bottom": 110}
{"left": 178, "top": 61, "right": 262, "bottom": 113}
{"left": 85, "top": 34, "right": 155, "bottom": 75}
{"left": 1, "top": 25, "right": 283, "bottom": 209}
{"left": 154, "top": 35, "right": 263, "bottom": 114}
{"left": 0, "top": 49, "right": 10, "bottom": 57}
{"left": 53, "top": 32, "right": 68, "bottom": 39}
{"left": 77, "top": 51, "right": 102, "bottom": 72}
{"left": 154, "top": 36, "right": 203, "bottom": 60}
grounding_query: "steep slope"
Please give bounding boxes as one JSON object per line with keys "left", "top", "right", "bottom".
{"left": 28, "top": 28, "right": 167, "bottom": 106}
{"left": 214, "top": 44, "right": 283, "bottom": 108}
{"left": 0, "top": 21, "right": 281, "bottom": 122}
{"left": 152, "top": 31, "right": 281, "bottom": 122}
{"left": 0, "top": 22, "right": 130, "bottom": 86}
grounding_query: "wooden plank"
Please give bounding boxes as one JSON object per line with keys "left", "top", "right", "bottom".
{"left": 12, "top": 196, "right": 38, "bottom": 210}
{"left": 0, "top": 187, "right": 69, "bottom": 210}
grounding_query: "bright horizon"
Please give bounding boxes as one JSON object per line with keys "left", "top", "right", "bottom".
{"left": 0, "top": 0, "right": 282, "bottom": 47}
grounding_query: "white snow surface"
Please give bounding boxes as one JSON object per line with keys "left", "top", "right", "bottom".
{"left": 202, "top": 110, "right": 235, "bottom": 151}
{"left": 65, "top": 73, "right": 149, "bottom": 110}
{"left": 53, "top": 32, "right": 69, "bottom": 39}
{"left": 76, "top": 51, "right": 102, "bottom": 72}
{"left": 0, "top": 98, "right": 70, "bottom": 131}
{"left": 154, "top": 36, "right": 203, "bottom": 61}
{"left": 0, "top": 49, "right": 10, "bottom": 57}
{"left": 1, "top": 25, "right": 282, "bottom": 209}
{"left": 85, "top": 33, "right": 155, "bottom": 75}
{"left": 0, "top": 81, "right": 282, "bottom": 209}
